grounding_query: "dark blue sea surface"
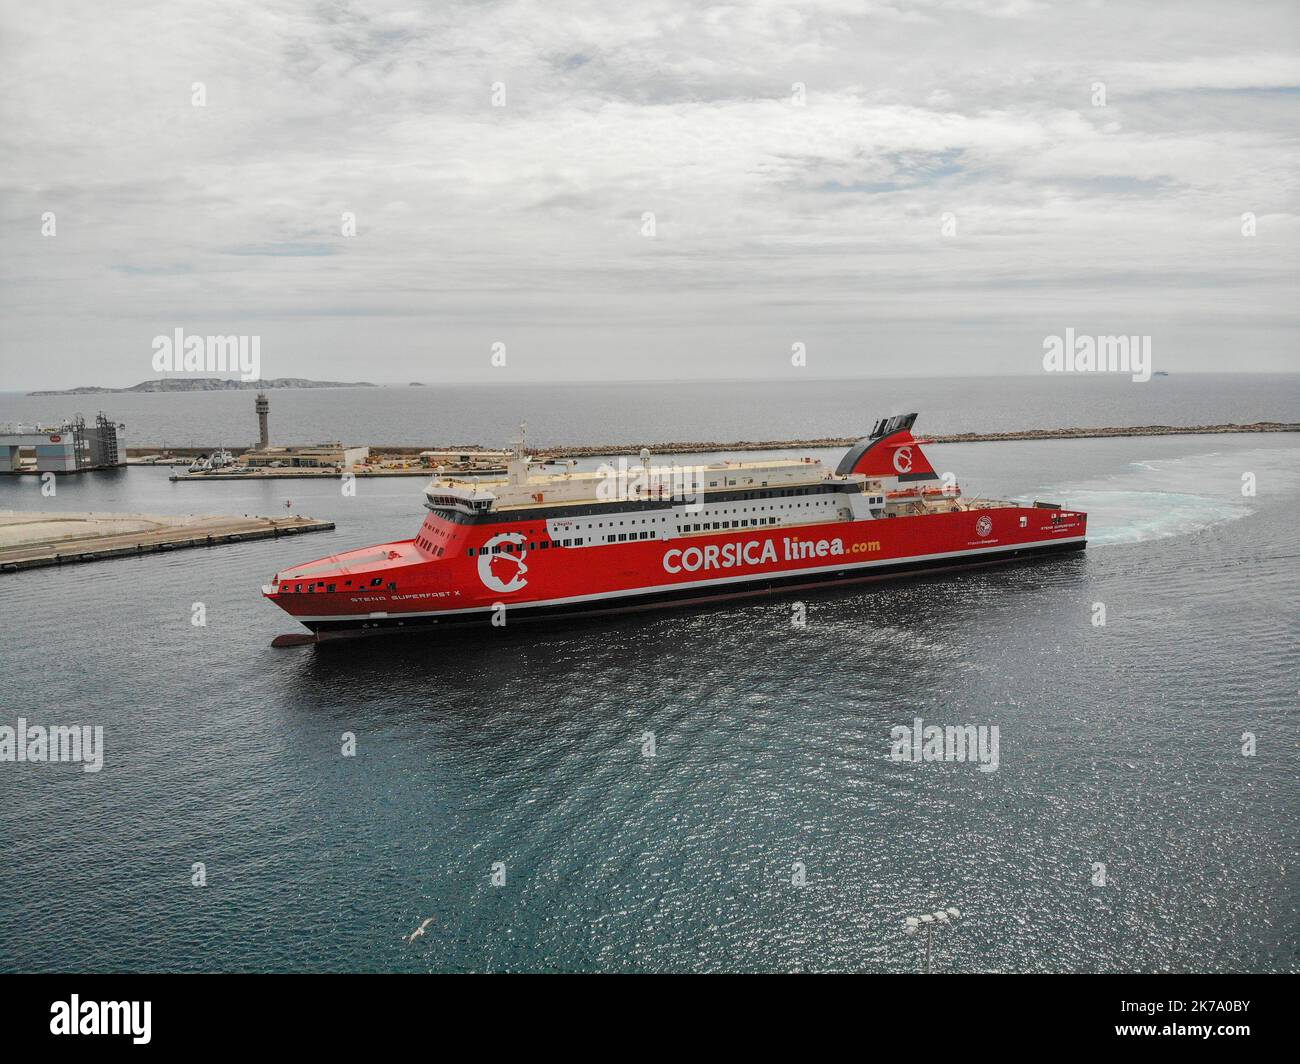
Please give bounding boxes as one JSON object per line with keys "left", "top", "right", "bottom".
{"left": 1, "top": 426, "right": 1297, "bottom": 972}
{"left": 2, "top": 373, "right": 1298, "bottom": 448}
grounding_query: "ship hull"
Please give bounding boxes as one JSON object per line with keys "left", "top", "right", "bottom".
{"left": 264, "top": 415, "right": 1087, "bottom": 643}
{"left": 296, "top": 533, "right": 1085, "bottom": 641}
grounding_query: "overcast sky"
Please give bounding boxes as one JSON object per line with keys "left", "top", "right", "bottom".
{"left": 1, "top": 0, "right": 1297, "bottom": 389}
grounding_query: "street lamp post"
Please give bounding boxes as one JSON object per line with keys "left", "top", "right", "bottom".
{"left": 903, "top": 907, "right": 961, "bottom": 973}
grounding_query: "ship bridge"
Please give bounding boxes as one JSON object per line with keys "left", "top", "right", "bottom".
{"left": 423, "top": 481, "right": 495, "bottom": 518}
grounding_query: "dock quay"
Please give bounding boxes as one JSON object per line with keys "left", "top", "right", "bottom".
{"left": 166, "top": 466, "right": 448, "bottom": 481}
{"left": 528, "top": 421, "right": 1300, "bottom": 459}
{"left": 126, "top": 420, "right": 1300, "bottom": 479}
{"left": 0, "top": 511, "right": 334, "bottom": 573}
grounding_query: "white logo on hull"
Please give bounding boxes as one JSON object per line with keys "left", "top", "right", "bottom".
{"left": 478, "top": 532, "right": 529, "bottom": 593}
{"left": 975, "top": 515, "right": 993, "bottom": 537}
{"left": 663, "top": 537, "right": 844, "bottom": 574}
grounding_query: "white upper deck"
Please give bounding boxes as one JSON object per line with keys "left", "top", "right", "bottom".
{"left": 425, "top": 453, "right": 842, "bottom": 513}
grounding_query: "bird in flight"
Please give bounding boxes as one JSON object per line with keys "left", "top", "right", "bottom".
{"left": 404, "top": 917, "right": 435, "bottom": 944}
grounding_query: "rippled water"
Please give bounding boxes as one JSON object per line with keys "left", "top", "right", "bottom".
{"left": 1, "top": 432, "right": 1297, "bottom": 972}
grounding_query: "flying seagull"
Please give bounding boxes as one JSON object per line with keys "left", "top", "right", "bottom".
{"left": 404, "top": 917, "right": 435, "bottom": 944}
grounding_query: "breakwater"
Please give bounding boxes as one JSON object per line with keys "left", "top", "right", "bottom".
{"left": 126, "top": 421, "right": 1298, "bottom": 465}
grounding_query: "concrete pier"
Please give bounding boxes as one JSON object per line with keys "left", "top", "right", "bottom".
{"left": 127, "top": 420, "right": 1299, "bottom": 475}
{"left": 167, "top": 467, "right": 441, "bottom": 481}
{"left": 0, "top": 511, "right": 334, "bottom": 573}
{"left": 529, "top": 421, "right": 1300, "bottom": 459}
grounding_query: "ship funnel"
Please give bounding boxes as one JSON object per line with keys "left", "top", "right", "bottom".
{"left": 836, "top": 413, "right": 936, "bottom": 480}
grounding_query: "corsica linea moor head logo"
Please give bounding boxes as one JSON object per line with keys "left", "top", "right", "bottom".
{"left": 892, "top": 445, "right": 913, "bottom": 474}
{"left": 477, "top": 532, "right": 529, "bottom": 593}
{"left": 975, "top": 515, "right": 993, "bottom": 537}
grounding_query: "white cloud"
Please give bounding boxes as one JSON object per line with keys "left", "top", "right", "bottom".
{"left": 0, "top": 0, "right": 1296, "bottom": 387}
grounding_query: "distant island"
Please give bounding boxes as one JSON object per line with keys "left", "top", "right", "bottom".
{"left": 29, "top": 377, "right": 377, "bottom": 396}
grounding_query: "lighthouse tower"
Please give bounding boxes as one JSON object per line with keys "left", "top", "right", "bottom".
{"left": 255, "top": 392, "right": 270, "bottom": 449}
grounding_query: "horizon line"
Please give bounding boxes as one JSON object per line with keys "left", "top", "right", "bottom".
{"left": 7, "top": 368, "right": 1300, "bottom": 394}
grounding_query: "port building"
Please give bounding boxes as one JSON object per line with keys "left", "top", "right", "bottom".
{"left": 0, "top": 414, "right": 125, "bottom": 474}
{"left": 238, "top": 443, "right": 369, "bottom": 470}
{"left": 236, "top": 393, "right": 366, "bottom": 470}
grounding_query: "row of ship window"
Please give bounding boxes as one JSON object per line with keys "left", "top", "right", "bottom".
{"left": 464, "top": 512, "right": 819, "bottom": 557}
{"left": 417, "top": 520, "right": 453, "bottom": 555}
{"left": 477, "top": 498, "right": 837, "bottom": 552}
{"left": 426, "top": 492, "right": 844, "bottom": 544}
{"left": 281, "top": 577, "right": 396, "bottom": 594}
{"left": 681, "top": 517, "right": 781, "bottom": 532}
{"left": 415, "top": 535, "right": 446, "bottom": 555}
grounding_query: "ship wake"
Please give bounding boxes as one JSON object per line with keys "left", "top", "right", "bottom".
{"left": 1034, "top": 448, "right": 1297, "bottom": 546}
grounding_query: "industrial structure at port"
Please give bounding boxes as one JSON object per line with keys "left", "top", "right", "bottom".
{"left": 0, "top": 414, "right": 124, "bottom": 474}
{"left": 229, "top": 392, "right": 365, "bottom": 469}
{"left": 166, "top": 392, "right": 507, "bottom": 479}
{"left": 239, "top": 441, "right": 370, "bottom": 470}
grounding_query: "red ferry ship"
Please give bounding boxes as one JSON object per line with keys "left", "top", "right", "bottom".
{"left": 264, "top": 413, "right": 1086, "bottom": 641}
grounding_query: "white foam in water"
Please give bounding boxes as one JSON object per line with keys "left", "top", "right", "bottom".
{"left": 1032, "top": 449, "right": 1297, "bottom": 547}
{"left": 1061, "top": 490, "right": 1247, "bottom": 545}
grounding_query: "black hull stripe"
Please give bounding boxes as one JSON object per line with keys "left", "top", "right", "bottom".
{"left": 302, "top": 538, "right": 1085, "bottom": 640}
